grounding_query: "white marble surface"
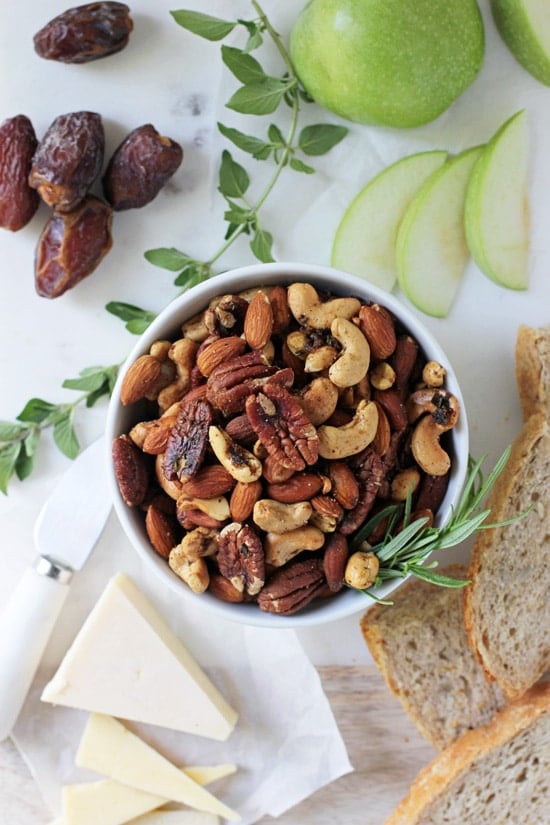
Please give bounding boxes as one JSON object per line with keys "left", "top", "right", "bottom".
{"left": 1, "top": 0, "right": 550, "bottom": 821}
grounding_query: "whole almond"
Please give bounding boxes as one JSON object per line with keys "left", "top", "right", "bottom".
{"left": 179, "top": 464, "right": 236, "bottom": 498}
{"left": 358, "top": 303, "right": 396, "bottom": 361}
{"left": 120, "top": 354, "right": 161, "bottom": 405}
{"left": 269, "top": 284, "right": 291, "bottom": 333}
{"left": 145, "top": 504, "right": 179, "bottom": 559}
{"left": 196, "top": 335, "right": 247, "bottom": 376}
{"left": 142, "top": 415, "right": 177, "bottom": 454}
{"left": 328, "top": 461, "right": 359, "bottom": 509}
{"left": 266, "top": 472, "right": 323, "bottom": 503}
{"left": 230, "top": 479, "right": 263, "bottom": 522}
{"left": 209, "top": 572, "right": 245, "bottom": 603}
{"left": 323, "top": 532, "right": 349, "bottom": 592}
{"left": 244, "top": 289, "right": 273, "bottom": 349}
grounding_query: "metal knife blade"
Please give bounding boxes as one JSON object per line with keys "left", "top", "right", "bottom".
{"left": 0, "top": 437, "right": 112, "bottom": 741}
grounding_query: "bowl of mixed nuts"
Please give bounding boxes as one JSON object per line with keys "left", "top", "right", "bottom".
{"left": 106, "top": 262, "right": 469, "bottom": 627}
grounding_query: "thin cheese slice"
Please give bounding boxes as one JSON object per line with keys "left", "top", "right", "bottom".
{"left": 63, "top": 764, "right": 236, "bottom": 825}
{"left": 131, "top": 813, "right": 219, "bottom": 825}
{"left": 75, "top": 714, "right": 239, "bottom": 821}
{"left": 41, "top": 573, "right": 237, "bottom": 740}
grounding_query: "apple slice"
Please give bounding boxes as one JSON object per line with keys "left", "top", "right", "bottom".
{"left": 464, "top": 110, "right": 530, "bottom": 290}
{"left": 490, "top": 0, "right": 550, "bottom": 86}
{"left": 331, "top": 150, "right": 448, "bottom": 292}
{"left": 395, "top": 146, "right": 483, "bottom": 317}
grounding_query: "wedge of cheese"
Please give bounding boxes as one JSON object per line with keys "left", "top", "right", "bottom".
{"left": 41, "top": 573, "right": 237, "bottom": 740}
{"left": 76, "top": 714, "right": 239, "bottom": 821}
{"left": 129, "top": 813, "right": 220, "bottom": 825}
{"left": 63, "top": 764, "right": 236, "bottom": 825}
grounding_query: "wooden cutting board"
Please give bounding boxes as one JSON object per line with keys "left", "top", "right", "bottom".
{"left": 0, "top": 664, "right": 436, "bottom": 825}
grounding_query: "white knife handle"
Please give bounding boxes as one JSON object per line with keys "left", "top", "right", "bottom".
{"left": 0, "top": 556, "right": 72, "bottom": 741}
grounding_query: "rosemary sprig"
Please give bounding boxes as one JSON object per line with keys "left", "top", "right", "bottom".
{"left": 352, "top": 445, "right": 528, "bottom": 602}
{"left": 107, "top": 2, "right": 348, "bottom": 332}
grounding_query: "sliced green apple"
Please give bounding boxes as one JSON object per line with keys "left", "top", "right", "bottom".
{"left": 331, "top": 150, "right": 448, "bottom": 292}
{"left": 464, "top": 110, "right": 530, "bottom": 290}
{"left": 490, "top": 0, "right": 550, "bottom": 86}
{"left": 396, "top": 146, "right": 483, "bottom": 318}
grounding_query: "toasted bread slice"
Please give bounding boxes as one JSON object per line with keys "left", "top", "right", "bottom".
{"left": 463, "top": 412, "right": 550, "bottom": 700}
{"left": 384, "top": 680, "right": 550, "bottom": 825}
{"left": 361, "top": 565, "right": 505, "bottom": 750}
{"left": 515, "top": 323, "right": 550, "bottom": 421}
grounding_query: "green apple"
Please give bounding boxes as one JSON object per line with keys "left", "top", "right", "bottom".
{"left": 289, "top": 0, "right": 485, "bottom": 128}
{"left": 331, "top": 151, "right": 448, "bottom": 292}
{"left": 464, "top": 110, "right": 530, "bottom": 290}
{"left": 396, "top": 147, "right": 483, "bottom": 317}
{"left": 490, "top": 0, "right": 550, "bottom": 85}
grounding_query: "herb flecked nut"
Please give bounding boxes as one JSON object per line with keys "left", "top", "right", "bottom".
{"left": 289, "top": 0, "right": 485, "bottom": 128}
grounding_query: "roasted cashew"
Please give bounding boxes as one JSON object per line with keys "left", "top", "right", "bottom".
{"left": 174, "top": 526, "right": 218, "bottom": 560}
{"left": 305, "top": 345, "right": 339, "bottom": 373}
{"left": 317, "top": 400, "right": 379, "bottom": 459}
{"left": 209, "top": 425, "right": 263, "bottom": 483}
{"left": 287, "top": 283, "right": 360, "bottom": 329}
{"left": 328, "top": 317, "right": 370, "bottom": 388}
{"left": 168, "top": 547, "right": 209, "bottom": 593}
{"left": 390, "top": 468, "right": 421, "bottom": 501}
{"left": 298, "top": 377, "right": 339, "bottom": 426}
{"left": 264, "top": 525, "right": 325, "bottom": 567}
{"left": 155, "top": 452, "right": 182, "bottom": 500}
{"left": 253, "top": 499, "right": 312, "bottom": 533}
{"left": 176, "top": 494, "right": 230, "bottom": 522}
{"left": 157, "top": 337, "right": 198, "bottom": 411}
{"left": 408, "top": 389, "right": 460, "bottom": 476}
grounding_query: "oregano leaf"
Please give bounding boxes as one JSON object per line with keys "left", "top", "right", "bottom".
{"left": 53, "top": 411, "right": 79, "bottom": 459}
{"left": 144, "top": 247, "right": 192, "bottom": 271}
{"left": 250, "top": 227, "right": 274, "bottom": 263}
{"left": 217, "top": 122, "right": 272, "bottom": 159}
{"left": 221, "top": 45, "right": 267, "bottom": 84}
{"left": 219, "top": 149, "right": 250, "bottom": 198}
{"left": 0, "top": 443, "right": 21, "bottom": 494}
{"left": 226, "top": 78, "right": 289, "bottom": 116}
{"left": 0, "top": 421, "right": 27, "bottom": 442}
{"left": 298, "top": 123, "right": 348, "bottom": 156}
{"left": 290, "top": 157, "right": 315, "bottom": 174}
{"left": 105, "top": 302, "right": 157, "bottom": 332}
{"left": 170, "top": 10, "right": 235, "bottom": 41}
{"left": 17, "top": 398, "right": 57, "bottom": 424}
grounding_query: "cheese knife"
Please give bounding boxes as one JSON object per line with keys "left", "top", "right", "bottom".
{"left": 0, "top": 437, "right": 112, "bottom": 741}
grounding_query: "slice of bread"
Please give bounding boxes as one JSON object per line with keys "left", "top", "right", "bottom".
{"left": 463, "top": 412, "right": 550, "bottom": 700}
{"left": 383, "top": 680, "right": 550, "bottom": 825}
{"left": 361, "top": 565, "right": 505, "bottom": 750}
{"left": 515, "top": 323, "right": 550, "bottom": 421}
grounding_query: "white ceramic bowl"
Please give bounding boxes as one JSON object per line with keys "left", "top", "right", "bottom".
{"left": 106, "top": 262, "right": 469, "bottom": 627}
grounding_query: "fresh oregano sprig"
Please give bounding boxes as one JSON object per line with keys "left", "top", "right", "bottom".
{"left": 0, "top": 364, "right": 119, "bottom": 493}
{"left": 351, "top": 445, "right": 529, "bottom": 602}
{"left": 108, "top": 1, "right": 348, "bottom": 331}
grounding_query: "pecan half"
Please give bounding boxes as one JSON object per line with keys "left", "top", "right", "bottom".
{"left": 206, "top": 351, "right": 278, "bottom": 417}
{"left": 162, "top": 397, "right": 212, "bottom": 482}
{"left": 339, "top": 447, "right": 384, "bottom": 535}
{"left": 257, "top": 558, "right": 327, "bottom": 615}
{"left": 217, "top": 522, "right": 265, "bottom": 596}
{"left": 246, "top": 384, "right": 319, "bottom": 471}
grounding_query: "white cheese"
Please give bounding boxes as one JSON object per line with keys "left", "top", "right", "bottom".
{"left": 75, "top": 714, "right": 239, "bottom": 821}
{"left": 41, "top": 573, "right": 237, "bottom": 740}
{"left": 63, "top": 764, "right": 235, "bottom": 825}
{"left": 129, "top": 813, "right": 220, "bottom": 825}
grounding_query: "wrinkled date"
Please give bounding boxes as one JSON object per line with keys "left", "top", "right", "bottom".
{"left": 29, "top": 111, "right": 105, "bottom": 212}
{"left": 114, "top": 283, "right": 460, "bottom": 616}
{"left": 33, "top": 2, "right": 133, "bottom": 64}
{"left": 0, "top": 115, "right": 40, "bottom": 231}
{"left": 103, "top": 124, "right": 183, "bottom": 210}
{"left": 35, "top": 194, "right": 113, "bottom": 298}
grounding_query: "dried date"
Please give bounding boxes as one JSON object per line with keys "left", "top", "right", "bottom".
{"left": 0, "top": 115, "right": 39, "bottom": 231}
{"left": 29, "top": 111, "right": 105, "bottom": 212}
{"left": 34, "top": 2, "right": 133, "bottom": 64}
{"left": 34, "top": 195, "right": 113, "bottom": 298}
{"left": 103, "top": 124, "right": 183, "bottom": 210}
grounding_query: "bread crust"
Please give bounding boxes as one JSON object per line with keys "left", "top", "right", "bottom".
{"left": 515, "top": 323, "right": 550, "bottom": 421}
{"left": 463, "top": 412, "right": 550, "bottom": 699}
{"left": 383, "top": 681, "right": 550, "bottom": 825}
